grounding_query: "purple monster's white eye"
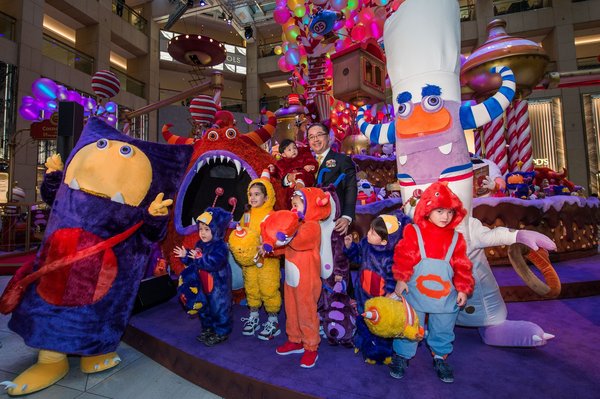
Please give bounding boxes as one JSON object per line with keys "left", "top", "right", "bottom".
{"left": 397, "top": 101, "right": 413, "bottom": 119}
{"left": 119, "top": 144, "right": 134, "bottom": 158}
{"left": 422, "top": 95, "right": 443, "bottom": 113}
{"left": 96, "top": 138, "right": 109, "bottom": 150}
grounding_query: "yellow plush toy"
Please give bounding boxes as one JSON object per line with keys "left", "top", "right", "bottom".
{"left": 229, "top": 225, "right": 262, "bottom": 267}
{"left": 362, "top": 295, "right": 424, "bottom": 341}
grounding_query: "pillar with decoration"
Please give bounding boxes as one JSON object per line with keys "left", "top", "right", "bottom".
{"left": 461, "top": 19, "right": 549, "bottom": 173}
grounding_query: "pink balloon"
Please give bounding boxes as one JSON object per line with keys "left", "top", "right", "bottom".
{"left": 278, "top": 56, "right": 293, "bottom": 73}
{"left": 351, "top": 23, "right": 367, "bottom": 42}
{"left": 273, "top": 7, "right": 290, "bottom": 24}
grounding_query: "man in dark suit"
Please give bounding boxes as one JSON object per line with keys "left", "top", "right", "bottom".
{"left": 307, "top": 123, "right": 357, "bottom": 235}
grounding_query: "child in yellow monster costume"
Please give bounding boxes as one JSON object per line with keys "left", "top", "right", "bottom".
{"left": 230, "top": 170, "right": 282, "bottom": 340}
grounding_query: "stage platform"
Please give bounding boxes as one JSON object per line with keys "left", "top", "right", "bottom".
{"left": 493, "top": 253, "right": 600, "bottom": 301}
{"left": 124, "top": 296, "right": 600, "bottom": 399}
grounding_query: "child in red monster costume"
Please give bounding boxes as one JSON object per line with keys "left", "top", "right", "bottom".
{"left": 260, "top": 187, "right": 330, "bottom": 368}
{"left": 391, "top": 181, "right": 474, "bottom": 383}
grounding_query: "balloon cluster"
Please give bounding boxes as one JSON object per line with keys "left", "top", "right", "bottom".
{"left": 18, "top": 71, "right": 121, "bottom": 128}
{"left": 273, "top": 0, "right": 404, "bottom": 75}
{"left": 329, "top": 100, "right": 393, "bottom": 141}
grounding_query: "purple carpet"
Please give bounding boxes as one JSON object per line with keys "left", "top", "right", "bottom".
{"left": 126, "top": 294, "right": 600, "bottom": 399}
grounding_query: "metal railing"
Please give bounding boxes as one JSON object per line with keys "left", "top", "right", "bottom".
{"left": 460, "top": 3, "right": 476, "bottom": 21}
{"left": 110, "top": 67, "right": 146, "bottom": 99}
{"left": 0, "top": 202, "right": 48, "bottom": 252}
{"left": 258, "top": 42, "right": 282, "bottom": 58}
{"left": 577, "top": 57, "right": 600, "bottom": 71}
{"left": 0, "top": 11, "right": 16, "bottom": 41}
{"left": 42, "top": 35, "right": 95, "bottom": 75}
{"left": 112, "top": 0, "right": 147, "bottom": 33}
{"left": 493, "top": 0, "right": 551, "bottom": 15}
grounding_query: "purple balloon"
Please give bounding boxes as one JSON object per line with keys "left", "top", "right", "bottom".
{"left": 83, "top": 97, "right": 97, "bottom": 112}
{"left": 57, "top": 85, "right": 69, "bottom": 101}
{"left": 19, "top": 104, "right": 41, "bottom": 121}
{"left": 104, "top": 101, "right": 117, "bottom": 113}
{"left": 43, "top": 100, "right": 58, "bottom": 113}
{"left": 31, "top": 78, "right": 58, "bottom": 102}
{"left": 67, "top": 90, "right": 82, "bottom": 104}
{"left": 106, "top": 114, "right": 117, "bottom": 126}
{"left": 21, "top": 96, "right": 35, "bottom": 106}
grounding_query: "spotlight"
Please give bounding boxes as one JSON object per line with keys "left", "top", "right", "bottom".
{"left": 244, "top": 26, "right": 253, "bottom": 40}
{"left": 199, "top": 0, "right": 206, "bottom": 6}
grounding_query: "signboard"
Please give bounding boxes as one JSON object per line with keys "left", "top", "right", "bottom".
{"left": 30, "top": 113, "right": 59, "bottom": 140}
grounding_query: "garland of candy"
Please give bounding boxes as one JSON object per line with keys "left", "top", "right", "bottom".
{"left": 483, "top": 114, "right": 509, "bottom": 175}
{"left": 514, "top": 99, "right": 533, "bottom": 172}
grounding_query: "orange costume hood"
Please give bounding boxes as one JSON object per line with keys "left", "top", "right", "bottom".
{"left": 293, "top": 187, "right": 331, "bottom": 222}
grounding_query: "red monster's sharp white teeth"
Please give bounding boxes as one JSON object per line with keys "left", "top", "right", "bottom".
{"left": 233, "top": 159, "right": 241, "bottom": 175}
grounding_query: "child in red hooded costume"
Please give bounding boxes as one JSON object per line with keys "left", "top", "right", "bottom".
{"left": 390, "top": 182, "right": 474, "bottom": 383}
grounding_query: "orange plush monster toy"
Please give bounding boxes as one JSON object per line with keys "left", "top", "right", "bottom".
{"left": 261, "top": 209, "right": 322, "bottom": 368}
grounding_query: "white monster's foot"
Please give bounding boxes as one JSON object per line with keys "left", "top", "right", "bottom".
{"left": 478, "top": 320, "right": 555, "bottom": 347}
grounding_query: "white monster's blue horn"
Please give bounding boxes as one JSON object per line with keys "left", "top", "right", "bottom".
{"left": 460, "top": 66, "right": 516, "bottom": 129}
{"left": 356, "top": 105, "right": 397, "bottom": 144}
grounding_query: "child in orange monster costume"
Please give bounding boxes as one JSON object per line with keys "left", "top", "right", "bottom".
{"left": 260, "top": 187, "right": 331, "bottom": 368}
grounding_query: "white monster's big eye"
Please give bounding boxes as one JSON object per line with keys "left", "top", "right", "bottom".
{"left": 119, "top": 145, "right": 134, "bottom": 158}
{"left": 225, "top": 128, "right": 237, "bottom": 139}
{"left": 96, "top": 139, "right": 109, "bottom": 150}
{"left": 397, "top": 101, "right": 413, "bottom": 119}
{"left": 422, "top": 95, "right": 443, "bottom": 113}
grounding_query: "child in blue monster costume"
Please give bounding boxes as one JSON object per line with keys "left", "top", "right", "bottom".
{"left": 174, "top": 207, "right": 233, "bottom": 346}
{"left": 343, "top": 213, "right": 409, "bottom": 364}
{"left": 0, "top": 118, "right": 192, "bottom": 396}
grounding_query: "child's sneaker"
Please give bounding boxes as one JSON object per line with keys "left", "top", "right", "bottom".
{"left": 257, "top": 319, "right": 281, "bottom": 341}
{"left": 276, "top": 341, "right": 304, "bottom": 355}
{"left": 196, "top": 329, "right": 214, "bottom": 343}
{"left": 389, "top": 354, "right": 409, "bottom": 379}
{"left": 241, "top": 313, "right": 260, "bottom": 336}
{"left": 300, "top": 350, "right": 318, "bottom": 368}
{"left": 433, "top": 358, "right": 454, "bottom": 383}
{"left": 203, "top": 333, "right": 228, "bottom": 347}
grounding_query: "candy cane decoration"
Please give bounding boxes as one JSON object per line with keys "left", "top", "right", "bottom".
{"left": 506, "top": 103, "right": 520, "bottom": 172}
{"left": 474, "top": 127, "right": 483, "bottom": 157}
{"left": 514, "top": 99, "right": 533, "bottom": 172}
{"left": 483, "top": 114, "right": 508, "bottom": 175}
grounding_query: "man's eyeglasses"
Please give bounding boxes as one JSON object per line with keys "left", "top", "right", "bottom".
{"left": 307, "top": 133, "right": 328, "bottom": 141}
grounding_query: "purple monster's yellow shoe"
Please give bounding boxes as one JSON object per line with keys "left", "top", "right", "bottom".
{"left": 1, "top": 350, "right": 69, "bottom": 396}
{"left": 80, "top": 352, "right": 121, "bottom": 373}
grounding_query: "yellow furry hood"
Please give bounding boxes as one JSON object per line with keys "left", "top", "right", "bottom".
{"left": 244, "top": 174, "right": 276, "bottom": 232}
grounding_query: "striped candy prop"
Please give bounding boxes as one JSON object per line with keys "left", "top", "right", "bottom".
{"left": 459, "top": 66, "right": 515, "bottom": 129}
{"left": 514, "top": 99, "right": 533, "bottom": 172}
{"left": 91, "top": 70, "right": 120, "bottom": 99}
{"left": 482, "top": 114, "right": 508, "bottom": 175}
{"left": 506, "top": 103, "right": 520, "bottom": 172}
{"left": 474, "top": 127, "right": 483, "bottom": 157}
{"left": 189, "top": 95, "right": 217, "bottom": 125}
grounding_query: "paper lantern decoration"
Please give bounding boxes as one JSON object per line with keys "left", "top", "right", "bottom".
{"left": 189, "top": 95, "right": 217, "bottom": 124}
{"left": 91, "top": 70, "right": 121, "bottom": 99}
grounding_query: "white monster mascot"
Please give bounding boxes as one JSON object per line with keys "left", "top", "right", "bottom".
{"left": 357, "top": 0, "right": 557, "bottom": 347}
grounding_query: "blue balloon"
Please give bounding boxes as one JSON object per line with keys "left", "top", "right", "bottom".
{"left": 309, "top": 10, "right": 338, "bottom": 36}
